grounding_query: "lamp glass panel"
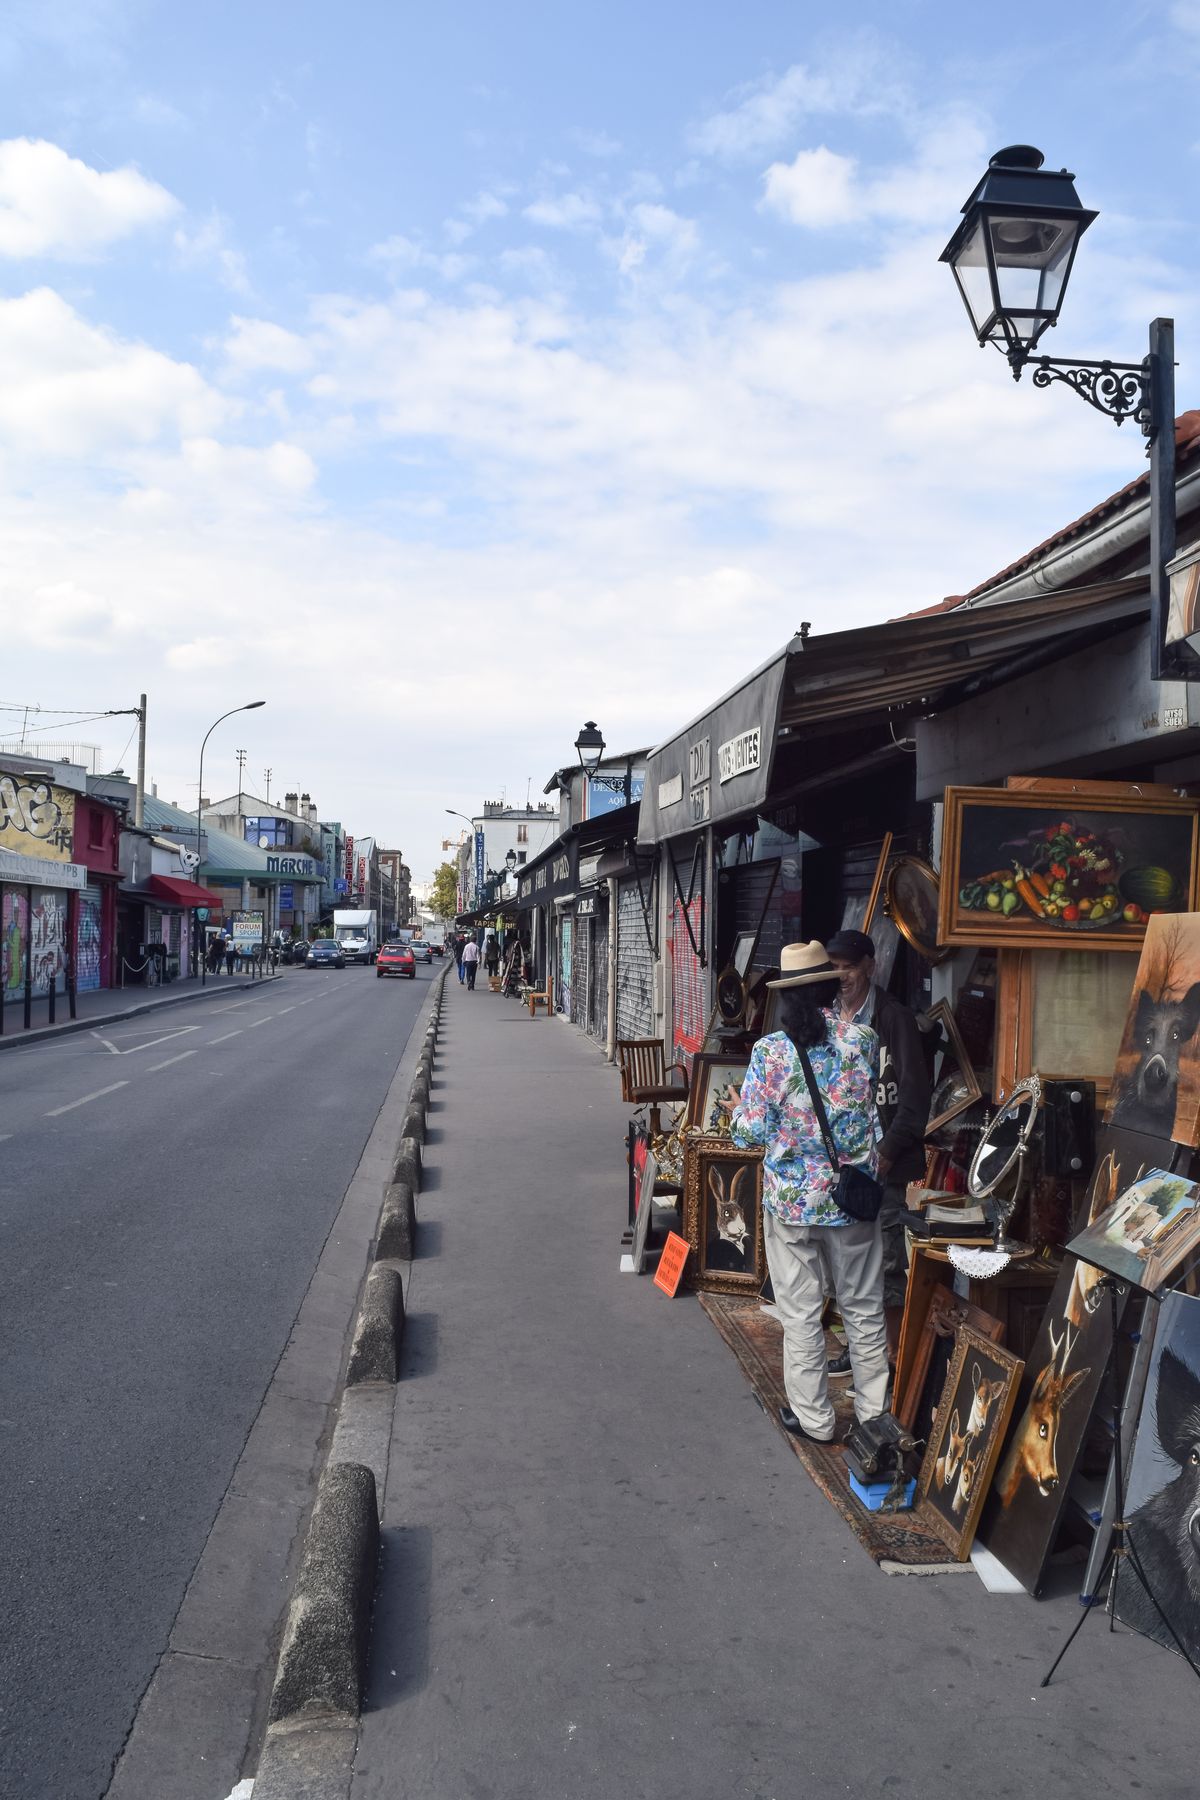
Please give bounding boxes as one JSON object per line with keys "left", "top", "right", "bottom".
{"left": 949, "top": 216, "right": 996, "bottom": 337}
{"left": 987, "top": 215, "right": 1077, "bottom": 319}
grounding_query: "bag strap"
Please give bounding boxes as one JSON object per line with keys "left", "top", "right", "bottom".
{"left": 793, "top": 1040, "right": 842, "bottom": 1174}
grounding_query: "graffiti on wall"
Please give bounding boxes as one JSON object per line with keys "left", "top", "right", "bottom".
{"left": 2, "top": 889, "right": 28, "bottom": 996}
{"left": 0, "top": 777, "right": 76, "bottom": 862}
{"left": 76, "top": 888, "right": 102, "bottom": 993}
{"left": 31, "top": 888, "right": 67, "bottom": 995}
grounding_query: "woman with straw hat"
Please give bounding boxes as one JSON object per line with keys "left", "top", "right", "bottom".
{"left": 729, "top": 941, "right": 889, "bottom": 1443}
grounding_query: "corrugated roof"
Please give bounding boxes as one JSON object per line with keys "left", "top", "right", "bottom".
{"left": 142, "top": 794, "right": 303, "bottom": 879}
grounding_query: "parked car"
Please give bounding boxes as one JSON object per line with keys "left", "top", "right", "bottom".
{"left": 287, "top": 938, "right": 311, "bottom": 965}
{"left": 430, "top": 941, "right": 445, "bottom": 957}
{"left": 307, "top": 940, "right": 346, "bottom": 969}
{"left": 376, "top": 942, "right": 416, "bottom": 979}
{"left": 410, "top": 940, "right": 433, "bottom": 963}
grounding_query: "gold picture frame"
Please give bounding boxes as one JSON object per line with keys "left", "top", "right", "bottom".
{"left": 682, "top": 1136, "right": 766, "bottom": 1295}
{"left": 917, "top": 1323, "right": 1024, "bottom": 1560}
{"left": 922, "top": 998, "right": 983, "bottom": 1135}
{"left": 884, "top": 856, "right": 950, "bottom": 964}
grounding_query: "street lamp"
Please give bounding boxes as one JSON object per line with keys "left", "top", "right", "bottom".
{"left": 505, "top": 847, "right": 517, "bottom": 873}
{"left": 197, "top": 701, "right": 266, "bottom": 985}
{"left": 941, "top": 145, "right": 1192, "bottom": 682}
{"left": 574, "top": 718, "right": 632, "bottom": 807}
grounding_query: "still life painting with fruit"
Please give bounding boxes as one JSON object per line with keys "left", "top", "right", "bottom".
{"left": 938, "top": 788, "right": 1199, "bottom": 952}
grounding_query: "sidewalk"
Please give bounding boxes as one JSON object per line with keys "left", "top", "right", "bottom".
{"left": 351, "top": 982, "right": 1196, "bottom": 1800}
{"left": 0, "top": 966, "right": 283, "bottom": 1050}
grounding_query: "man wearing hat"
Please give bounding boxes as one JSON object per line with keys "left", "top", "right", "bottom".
{"left": 825, "top": 929, "right": 930, "bottom": 1366}
{"left": 729, "top": 941, "right": 890, "bottom": 1441}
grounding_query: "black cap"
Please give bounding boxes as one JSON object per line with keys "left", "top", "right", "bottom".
{"left": 826, "top": 929, "right": 875, "bottom": 964}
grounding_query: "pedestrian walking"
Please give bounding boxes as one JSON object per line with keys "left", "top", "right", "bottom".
{"left": 484, "top": 930, "right": 500, "bottom": 978}
{"left": 729, "top": 940, "right": 888, "bottom": 1444}
{"left": 225, "top": 939, "right": 237, "bottom": 977}
{"left": 462, "top": 936, "right": 480, "bottom": 990}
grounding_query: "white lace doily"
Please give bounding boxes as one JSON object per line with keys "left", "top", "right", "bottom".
{"left": 948, "top": 1245, "right": 1013, "bottom": 1279}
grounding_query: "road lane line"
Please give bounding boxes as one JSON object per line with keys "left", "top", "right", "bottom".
{"left": 247, "top": 1016, "right": 273, "bottom": 1028}
{"left": 46, "top": 1081, "right": 129, "bottom": 1116}
{"left": 278, "top": 1005, "right": 295, "bottom": 1014}
{"left": 208, "top": 1030, "right": 243, "bottom": 1044}
{"left": 0, "top": 1132, "right": 11, "bottom": 1142}
{"left": 146, "top": 1050, "right": 198, "bottom": 1071}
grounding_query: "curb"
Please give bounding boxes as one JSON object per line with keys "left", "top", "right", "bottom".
{"left": 0, "top": 971, "right": 284, "bottom": 1053}
{"left": 252, "top": 959, "right": 450, "bottom": 1788}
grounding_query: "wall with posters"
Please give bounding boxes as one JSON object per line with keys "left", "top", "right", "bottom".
{"left": 76, "top": 886, "right": 103, "bottom": 992}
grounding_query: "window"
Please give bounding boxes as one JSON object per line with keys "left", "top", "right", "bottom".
{"left": 244, "top": 816, "right": 291, "bottom": 848}
{"left": 517, "top": 851, "right": 526, "bottom": 864}
{"left": 87, "top": 806, "right": 105, "bottom": 849}
{"left": 517, "top": 823, "right": 528, "bottom": 843}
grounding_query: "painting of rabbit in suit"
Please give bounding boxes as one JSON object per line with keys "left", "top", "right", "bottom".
{"left": 683, "top": 1139, "right": 765, "bottom": 1294}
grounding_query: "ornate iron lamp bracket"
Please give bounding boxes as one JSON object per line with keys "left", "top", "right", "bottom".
{"left": 1012, "top": 351, "right": 1152, "bottom": 434}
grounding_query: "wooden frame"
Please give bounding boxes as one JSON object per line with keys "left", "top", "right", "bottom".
{"left": 938, "top": 784, "right": 1200, "bottom": 954}
{"left": 897, "top": 1287, "right": 1004, "bottom": 1432}
{"left": 685, "top": 1051, "right": 749, "bottom": 1135}
{"left": 884, "top": 856, "right": 950, "bottom": 964}
{"left": 682, "top": 1137, "right": 766, "bottom": 1295}
{"left": 922, "top": 998, "right": 983, "bottom": 1135}
{"left": 917, "top": 1324, "right": 1024, "bottom": 1560}
{"left": 994, "top": 948, "right": 1139, "bottom": 1104}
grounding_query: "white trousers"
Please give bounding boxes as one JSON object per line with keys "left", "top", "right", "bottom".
{"left": 763, "top": 1210, "right": 890, "bottom": 1440}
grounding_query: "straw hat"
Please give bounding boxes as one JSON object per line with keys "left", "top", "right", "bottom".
{"left": 766, "top": 940, "right": 837, "bottom": 989}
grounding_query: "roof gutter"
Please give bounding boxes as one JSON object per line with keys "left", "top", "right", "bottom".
{"left": 966, "top": 462, "right": 1200, "bottom": 609}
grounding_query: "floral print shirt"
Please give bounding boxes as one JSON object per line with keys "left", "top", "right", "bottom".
{"left": 730, "top": 1018, "right": 879, "bottom": 1226}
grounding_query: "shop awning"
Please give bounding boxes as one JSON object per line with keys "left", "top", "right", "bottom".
{"left": 146, "top": 874, "right": 224, "bottom": 907}
{"left": 636, "top": 649, "right": 791, "bottom": 847}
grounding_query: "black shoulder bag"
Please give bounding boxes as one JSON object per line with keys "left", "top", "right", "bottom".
{"left": 794, "top": 1041, "right": 883, "bottom": 1224}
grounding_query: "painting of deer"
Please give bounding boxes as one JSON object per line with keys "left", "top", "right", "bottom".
{"left": 994, "top": 1321, "right": 1091, "bottom": 1509}
{"left": 917, "top": 1325, "right": 1023, "bottom": 1560}
{"left": 934, "top": 1409, "right": 967, "bottom": 1491}
{"left": 1114, "top": 1297, "right": 1200, "bottom": 1663}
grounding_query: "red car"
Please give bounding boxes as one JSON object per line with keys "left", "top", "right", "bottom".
{"left": 377, "top": 942, "right": 416, "bottom": 979}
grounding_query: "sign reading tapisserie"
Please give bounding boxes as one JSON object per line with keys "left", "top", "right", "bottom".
{"left": 717, "top": 726, "right": 761, "bottom": 784}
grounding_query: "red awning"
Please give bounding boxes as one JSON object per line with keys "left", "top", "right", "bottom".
{"left": 146, "top": 874, "right": 224, "bottom": 908}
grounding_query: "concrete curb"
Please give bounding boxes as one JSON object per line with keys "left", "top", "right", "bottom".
{"left": 375, "top": 1181, "right": 416, "bottom": 1262}
{"left": 400, "top": 1100, "right": 425, "bottom": 1144}
{"left": 345, "top": 1266, "right": 404, "bottom": 1385}
{"left": 392, "top": 1135, "right": 422, "bottom": 1192}
{"left": 0, "top": 971, "right": 284, "bottom": 1054}
{"left": 266, "top": 1462, "right": 380, "bottom": 1725}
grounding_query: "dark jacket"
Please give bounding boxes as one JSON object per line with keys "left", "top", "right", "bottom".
{"left": 871, "top": 987, "right": 931, "bottom": 1186}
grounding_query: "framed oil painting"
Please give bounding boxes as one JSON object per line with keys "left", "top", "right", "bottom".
{"left": 1108, "top": 913, "right": 1200, "bottom": 1146}
{"left": 896, "top": 1286, "right": 1003, "bottom": 1437}
{"left": 682, "top": 1138, "right": 765, "bottom": 1295}
{"left": 938, "top": 786, "right": 1199, "bottom": 954}
{"left": 1112, "top": 1289, "right": 1200, "bottom": 1662}
{"left": 977, "top": 1253, "right": 1129, "bottom": 1594}
{"left": 884, "top": 857, "right": 949, "bottom": 964}
{"left": 686, "top": 1052, "right": 749, "bottom": 1136}
{"left": 920, "top": 999, "right": 983, "bottom": 1136}
{"left": 1068, "top": 1167, "right": 1200, "bottom": 1295}
{"left": 917, "top": 1325, "right": 1023, "bottom": 1560}
{"left": 631, "top": 1149, "right": 659, "bottom": 1275}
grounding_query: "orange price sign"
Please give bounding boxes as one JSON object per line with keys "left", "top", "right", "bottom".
{"left": 653, "top": 1231, "right": 690, "bottom": 1298}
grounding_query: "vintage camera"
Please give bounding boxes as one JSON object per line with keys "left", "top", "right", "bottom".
{"left": 843, "top": 1412, "right": 919, "bottom": 1485}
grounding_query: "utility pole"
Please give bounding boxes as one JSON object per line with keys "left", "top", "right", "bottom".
{"left": 236, "top": 747, "right": 247, "bottom": 815}
{"left": 264, "top": 766, "right": 272, "bottom": 803}
{"left": 134, "top": 693, "right": 147, "bottom": 828}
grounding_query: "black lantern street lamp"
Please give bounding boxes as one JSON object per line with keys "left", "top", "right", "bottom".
{"left": 942, "top": 145, "right": 1192, "bottom": 683}
{"left": 505, "top": 847, "right": 517, "bottom": 873}
{"left": 574, "top": 718, "right": 632, "bottom": 807}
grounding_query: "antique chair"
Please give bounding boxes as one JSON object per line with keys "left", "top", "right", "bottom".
{"left": 528, "top": 973, "right": 554, "bottom": 1017}
{"left": 617, "top": 1037, "right": 689, "bottom": 1135}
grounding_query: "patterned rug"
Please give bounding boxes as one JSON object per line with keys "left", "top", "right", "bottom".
{"left": 699, "top": 1292, "right": 956, "bottom": 1569}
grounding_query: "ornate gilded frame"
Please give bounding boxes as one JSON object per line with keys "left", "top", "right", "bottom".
{"left": 682, "top": 1136, "right": 766, "bottom": 1295}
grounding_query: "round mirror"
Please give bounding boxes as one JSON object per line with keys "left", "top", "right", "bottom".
{"left": 884, "top": 857, "right": 951, "bottom": 964}
{"left": 969, "top": 1074, "right": 1042, "bottom": 1200}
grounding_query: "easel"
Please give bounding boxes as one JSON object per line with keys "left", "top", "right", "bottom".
{"left": 1041, "top": 1271, "right": 1200, "bottom": 1686}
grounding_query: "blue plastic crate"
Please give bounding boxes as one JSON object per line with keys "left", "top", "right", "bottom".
{"left": 849, "top": 1471, "right": 916, "bottom": 1513}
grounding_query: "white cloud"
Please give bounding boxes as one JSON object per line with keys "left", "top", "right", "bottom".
{"left": 523, "top": 192, "right": 602, "bottom": 229}
{"left": 0, "top": 287, "right": 223, "bottom": 454}
{"left": 0, "top": 136, "right": 177, "bottom": 258}
{"left": 691, "top": 42, "right": 904, "bottom": 159}
{"left": 223, "top": 316, "right": 314, "bottom": 375}
{"left": 367, "top": 233, "right": 474, "bottom": 282}
{"left": 174, "top": 210, "right": 252, "bottom": 295}
{"left": 573, "top": 129, "right": 623, "bottom": 158}
{"left": 443, "top": 190, "right": 509, "bottom": 245}
{"left": 761, "top": 146, "right": 858, "bottom": 228}
{"left": 614, "top": 203, "right": 699, "bottom": 275}
{"left": 762, "top": 115, "right": 988, "bottom": 230}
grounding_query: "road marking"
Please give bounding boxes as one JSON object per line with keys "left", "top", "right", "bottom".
{"left": 214, "top": 1000, "right": 254, "bottom": 1012}
{"left": 247, "top": 1016, "right": 273, "bottom": 1028}
{"left": 208, "top": 1030, "right": 243, "bottom": 1044}
{"left": 145, "top": 1050, "right": 198, "bottom": 1071}
{"left": 0, "top": 1132, "right": 11, "bottom": 1142}
{"left": 278, "top": 1005, "right": 295, "bottom": 1014}
{"left": 91, "top": 1025, "right": 199, "bottom": 1057}
{"left": 46, "top": 1080, "right": 129, "bottom": 1116}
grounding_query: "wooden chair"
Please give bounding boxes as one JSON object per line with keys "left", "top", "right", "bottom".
{"left": 528, "top": 973, "right": 554, "bottom": 1017}
{"left": 617, "top": 1037, "right": 689, "bottom": 1135}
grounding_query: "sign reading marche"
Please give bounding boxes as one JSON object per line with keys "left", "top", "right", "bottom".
{"left": 717, "top": 726, "right": 761, "bottom": 784}
{"left": 654, "top": 1231, "right": 691, "bottom": 1298}
{"left": 230, "top": 910, "right": 264, "bottom": 952}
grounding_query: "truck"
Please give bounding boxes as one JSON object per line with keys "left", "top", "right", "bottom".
{"left": 333, "top": 909, "right": 378, "bottom": 964}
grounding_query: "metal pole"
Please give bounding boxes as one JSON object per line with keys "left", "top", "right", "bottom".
{"left": 23, "top": 884, "right": 33, "bottom": 1030}
{"left": 197, "top": 736, "right": 207, "bottom": 988}
{"left": 134, "top": 694, "right": 147, "bottom": 829}
{"left": 1149, "top": 318, "right": 1178, "bottom": 682}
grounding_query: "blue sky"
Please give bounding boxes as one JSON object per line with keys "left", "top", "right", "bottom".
{"left": 3, "top": 1, "right": 1200, "bottom": 879}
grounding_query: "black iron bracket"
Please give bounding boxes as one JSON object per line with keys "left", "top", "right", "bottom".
{"left": 1013, "top": 351, "right": 1151, "bottom": 432}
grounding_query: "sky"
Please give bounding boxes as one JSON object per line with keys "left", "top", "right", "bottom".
{"left": 4, "top": 1, "right": 1200, "bottom": 881}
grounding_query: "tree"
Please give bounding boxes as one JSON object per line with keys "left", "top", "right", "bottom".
{"left": 430, "top": 860, "right": 459, "bottom": 920}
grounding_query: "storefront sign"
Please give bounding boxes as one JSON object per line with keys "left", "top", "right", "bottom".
{"left": 267, "top": 854, "right": 316, "bottom": 878}
{"left": 0, "top": 776, "right": 76, "bottom": 862}
{"left": 657, "top": 773, "right": 684, "bottom": 809}
{"left": 653, "top": 1231, "right": 690, "bottom": 1298}
{"left": 689, "top": 783, "right": 711, "bottom": 824}
{"left": 230, "top": 910, "right": 264, "bottom": 951}
{"left": 278, "top": 884, "right": 294, "bottom": 910}
{"left": 0, "top": 847, "right": 87, "bottom": 889}
{"left": 689, "top": 737, "right": 710, "bottom": 788}
{"left": 475, "top": 830, "right": 485, "bottom": 904}
{"left": 552, "top": 853, "right": 570, "bottom": 883}
{"left": 577, "top": 895, "right": 597, "bottom": 917}
{"left": 718, "top": 726, "right": 761, "bottom": 784}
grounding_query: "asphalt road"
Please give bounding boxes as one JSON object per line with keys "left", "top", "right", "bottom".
{"left": 0, "top": 960, "right": 435, "bottom": 1800}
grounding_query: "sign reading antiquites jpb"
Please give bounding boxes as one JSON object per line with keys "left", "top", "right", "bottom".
{"left": 717, "top": 726, "right": 761, "bottom": 784}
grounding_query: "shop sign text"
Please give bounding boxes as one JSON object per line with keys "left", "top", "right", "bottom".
{"left": 689, "top": 783, "right": 711, "bottom": 823}
{"left": 657, "top": 773, "right": 684, "bottom": 809}
{"left": 688, "top": 737, "right": 710, "bottom": 789}
{"left": 718, "top": 726, "right": 761, "bottom": 784}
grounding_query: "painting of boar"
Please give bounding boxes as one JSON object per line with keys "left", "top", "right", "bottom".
{"left": 1109, "top": 916, "right": 1200, "bottom": 1148}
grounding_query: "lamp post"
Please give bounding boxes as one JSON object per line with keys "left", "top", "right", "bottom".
{"left": 941, "top": 144, "right": 1193, "bottom": 682}
{"left": 197, "top": 701, "right": 266, "bottom": 985}
{"left": 574, "top": 719, "right": 632, "bottom": 807}
{"left": 446, "top": 807, "right": 480, "bottom": 910}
